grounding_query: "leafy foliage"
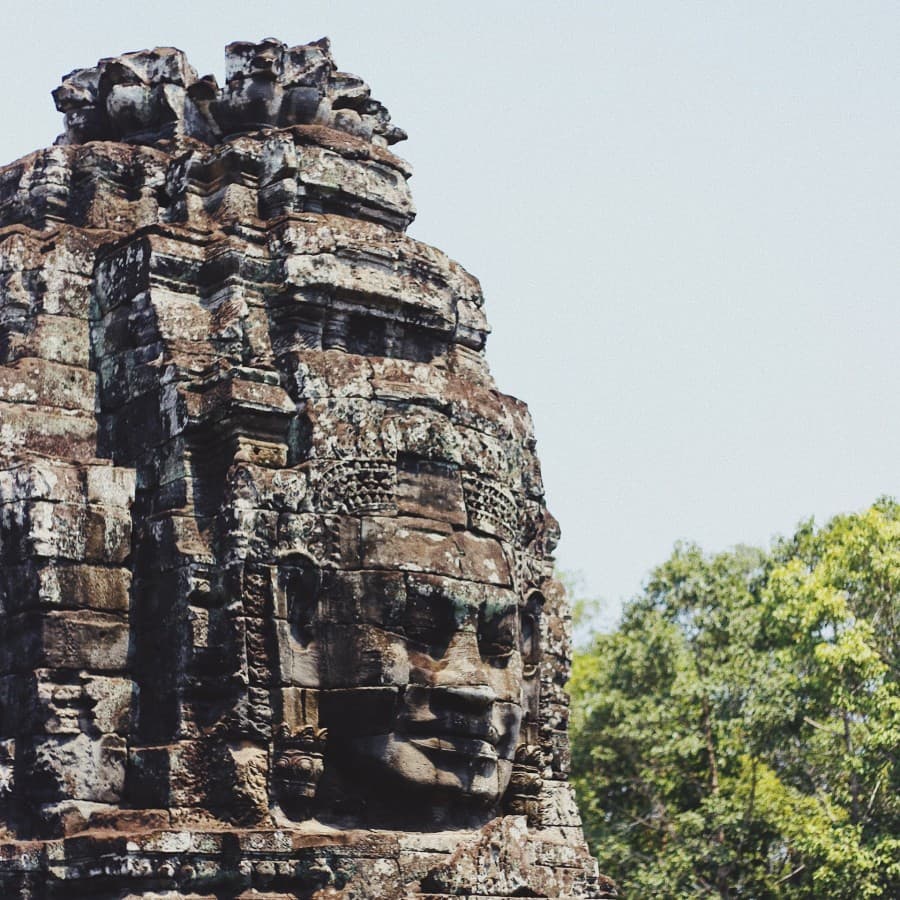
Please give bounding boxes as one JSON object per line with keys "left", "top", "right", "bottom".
{"left": 569, "top": 499, "right": 900, "bottom": 897}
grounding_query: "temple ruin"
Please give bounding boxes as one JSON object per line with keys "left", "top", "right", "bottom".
{"left": 0, "top": 38, "right": 615, "bottom": 898}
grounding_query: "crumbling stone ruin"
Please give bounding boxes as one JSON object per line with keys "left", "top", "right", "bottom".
{"left": 0, "top": 39, "right": 615, "bottom": 898}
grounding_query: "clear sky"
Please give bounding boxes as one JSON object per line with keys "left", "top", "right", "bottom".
{"left": 2, "top": 1, "right": 897, "bottom": 627}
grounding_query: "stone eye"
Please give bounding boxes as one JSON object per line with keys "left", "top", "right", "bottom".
{"left": 402, "top": 591, "right": 454, "bottom": 654}
{"left": 477, "top": 607, "right": 517, "bottom": 660}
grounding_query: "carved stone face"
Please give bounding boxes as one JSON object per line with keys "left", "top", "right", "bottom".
{"left": 271, "top": 724, "right": 328, "bottom": 817}
{"left": 318, "top": 528, "right": 525, "bottom": 805}
{"left": 52, "top": 67, "right": 103, "bottom": 143}
{"left": 273, "top": 449, "right": 534, "bottom": 808}
{"left": 214, "top": 39, "right": 286, "bottom": 132}
{"left": 1, "top": 50, "right": 605, "bottom": 900}
{"left": 98, "top": 50, "right": 194, "bottom": 142}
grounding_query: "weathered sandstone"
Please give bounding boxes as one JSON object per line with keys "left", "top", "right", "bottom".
{"left": 0, "top": 38, "right": 615, "bottom": 898}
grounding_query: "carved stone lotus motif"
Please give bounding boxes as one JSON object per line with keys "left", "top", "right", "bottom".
{"left": 272, "top": 724, "right": 327, "bottom": 816}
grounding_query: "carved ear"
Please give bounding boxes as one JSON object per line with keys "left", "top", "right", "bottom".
{"left": 276, "top": 553, "right": 321, "bottom": 646}
{"left": 521, "top": 590, "right": 546, "bottom": 678}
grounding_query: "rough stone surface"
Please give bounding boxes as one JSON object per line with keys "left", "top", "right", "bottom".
{"left": 0, "top": 39, "right": 616, "bottom": 898}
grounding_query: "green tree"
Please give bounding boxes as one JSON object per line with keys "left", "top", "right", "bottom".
{"left": 570, "top": 499, "right": 900, "bottom": 898}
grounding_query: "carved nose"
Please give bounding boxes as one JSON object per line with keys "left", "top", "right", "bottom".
{"left": 434, "top": 627, "right": 490, "bottom": 691}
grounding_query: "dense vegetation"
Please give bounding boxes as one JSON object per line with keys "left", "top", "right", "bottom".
{"left": 569, "top": 499, "right": 899, "bottom": 898}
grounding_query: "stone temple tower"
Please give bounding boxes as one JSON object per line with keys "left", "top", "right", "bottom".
{"left": 0, "top": 39, "right": 615, "bottom": 897}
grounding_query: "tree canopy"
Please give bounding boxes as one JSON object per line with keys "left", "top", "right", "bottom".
{"left": 569, "top": 498, "right": 900, "bottom": 898}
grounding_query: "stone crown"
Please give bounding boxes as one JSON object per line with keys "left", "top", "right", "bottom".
{"left": 53, "top": 38, "right": 407, "bottom": 149}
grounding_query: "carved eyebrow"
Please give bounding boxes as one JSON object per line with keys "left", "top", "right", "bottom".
{"left": 404, "top": 584, "right": 513, "bottom": 631}
{"left": 480, "top": 596, "right": 518, "bottom": 619}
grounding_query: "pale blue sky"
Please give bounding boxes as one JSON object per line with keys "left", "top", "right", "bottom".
{"left": 2, "top": 1, "right": 897, "bottom": 627}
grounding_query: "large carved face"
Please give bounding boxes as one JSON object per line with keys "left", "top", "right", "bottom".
{"left": 269, "top": 367, "right": 548, "bottom": 809}
{"left": 313, "top": 514, "right": 524, "bottom": 805}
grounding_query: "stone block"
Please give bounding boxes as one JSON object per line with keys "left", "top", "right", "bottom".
{"left": 16, "top": 500, "right": 131, "bottom": 564}
{"left": 0, "top": 358, "right": 95, "bottom": 410}
{"left": 30, "top": 733, "right": 126, "bottom": 803}
{"left": 127, "top": 742, "right": 205, "bottom": 810}
{"left": 395, "top": 456, "right": 466, "bottom": 526}
{"left": 317, "top": 623, "right": 410, "bottom": 688}
{"left": 318, "top": 686, "right": 399, "bottom": 737}
{"left": 0, "top": 402, "right": 96, "bottom": 460}
{"left": 315, "top": 568, "right": 406, "bottom": 628}
{"left": 276, "top": 687, "right": 319, "bottom": 731}
{"left": 40, "top": 610, "right": 129, "bottom": 671}
{"left": 3, "top": 314, "right": 89, "bottom": 366}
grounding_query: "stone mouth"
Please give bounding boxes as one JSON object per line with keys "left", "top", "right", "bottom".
{"left": 402, "top": 712, "right": 500, "bottom": 746}
{"left": 408, "top": 734, "right": 498, "bottom": 761}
